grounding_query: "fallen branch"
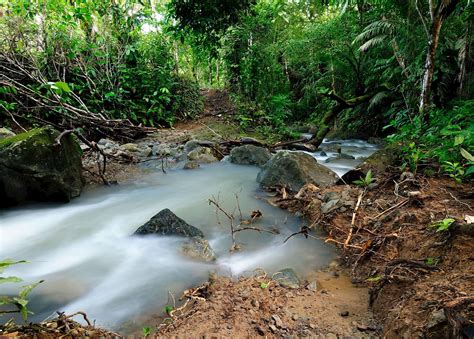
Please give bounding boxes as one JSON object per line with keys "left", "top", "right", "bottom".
{"left": 345, "top": 190, "right": 364, "bottom": 248}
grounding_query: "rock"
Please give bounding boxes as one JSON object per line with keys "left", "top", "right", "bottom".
{"left": 272, "top": 314, "right": 283, "bottom": 328}
{"left": 323, "top": 192, "right": 340, "bottom": 202}
{"left": 153, "top": 144, "right": 171, "bottom": 157}
{"left": 180, "top": 237, "right": 216, "bottom": 262}
{"left": 368, "top": 137, "right": 385, "bottom": 145}
{"left": 273, "top": 268, "right": 300, "bottom": 289}
{"left": 184, "top": 140, "right": 201, "bottom": 154}
{"left": 183, "top": 161, "right": 200, "bottom": 170}
{"left": 269, "top": 324, "right": 278, "bottom": 333}
{"left": 320, "top": 151, "right": 327, "bottom": 156}
{"left": 321, "top": 199, "right": 342, "bottom": 214}
{"left": 187, "top": 147, "right": 218, "bottom": 163}
{"left": 337, "top": 153, "right": 355, "bottom": 160}
{"left": 120, "top": 143, "right": 140, "bottom": 153}
{"left": 340, "top": 311, "right": 349, "bottom": 317}
{"left": 134, "top": 208, "right": 204, "bottom": 238}
{"left": 356, "top": 143, "right": 400, "bottom": 176}
{"left": 427, "top": 309, "right": 447, "bottom": 329}
{"left": 0, "top": 126, "right": 83, "bottom": 207}
{"left": 306, "top": 280, "right": 320, "bottom": 292}
{"left": 320, "top": 143, "right": 341, "bottom": 153}
{"left": 257, "top": 152, "right": 339, "bottom": 191}
{"left": 255, "top": 326, "right": 265, "bottom": 335}
{"left": 230, "top": 145, "right": 271, "bottom": 167}
{"left": 98, "top": 138, "right": 119, "bottom": 155}
{"left": 0, "top": 127, "right": 15, "bottom": 140}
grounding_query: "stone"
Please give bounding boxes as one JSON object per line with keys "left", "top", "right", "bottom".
{"left": 337, "top": 153, "right": 355, "bottom": 160}
{"left": 427, "top": 309, "right": 447, "bottom": 329}
{"left": 180, "top": 237, "right": 216, "bottom": 262}
{"left": 269, "top": 324, "right": 278, "bottom": 333}
{"left": 319, "top": 143, "right": 341, "bottom": 153}
{"left": 306, "top": 280, "right": 320, "bottom": 292}
{"left": 340, "top": 311, "right": 349, "bottom": 317}
{"left": 134, "top": 208, "right": 205, "bottom": 238}
{"left": 98, "top": 138, "right": 119, "bottom": 155}
{"left": 0, "top": 127, "right": 16, "bottom": 140}
{"left": 240, "top": 137, "right": 263, "bottom": 145}
{"left": 120, "top": 143, "right": 140, "bottom": 153}
{"left": 187, "top": 146, "right": 218, "bottom": 163}
{"left": 256, "top": 326, "right": 265, "bottom": 335}
{"left": 230, "top": 145, "right": 271, "bottom": 167}
{"left": 289, "top": 143, "right": 317, "bottom": 152}
{"left": 0, "top": 126, "right": 83, "bottom": 208}
{"left": 257, "top": 152, "right": 339, "bottom": 191}
{"left": 272, "top": 314, "right": 283, "bottom": 328}
{"left": 321, "top": 199, "right": 342, "bottom": 214}
{"left": 183, "top": 161, "right": 200, "bottom": 170}
{"left": 273, "top": 268, "right": 300, "bottom": 289}
{"left": 356, "top": 143, "right": 400, "bottom": 176}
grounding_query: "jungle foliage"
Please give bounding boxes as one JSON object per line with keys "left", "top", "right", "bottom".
{"left": 0, "top": 0, "right": 472, "bottom": 177}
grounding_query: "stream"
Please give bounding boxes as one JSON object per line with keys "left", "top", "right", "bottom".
{"left": 0, "top": 139, "right": 378, "bottom": 330}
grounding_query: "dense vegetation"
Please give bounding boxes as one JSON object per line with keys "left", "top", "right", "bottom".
{"left": 0, "top": 0, "right": 472, "bottom": 178}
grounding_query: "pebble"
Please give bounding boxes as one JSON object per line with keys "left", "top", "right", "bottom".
{"left": 269, "top": 324, "right": 278, "bottom": 333}
{"left": 272, "top": 314, "right": 283, "bottom": 328}
{"left": 340, "top": 311, "right": 349, "bottom": 317}
{"left": 256, "top": 326, "right": 265, "bottom": 335}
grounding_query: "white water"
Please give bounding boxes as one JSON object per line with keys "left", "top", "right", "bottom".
{"left": 0, "top": 139, "right": 378, "bottom": 330}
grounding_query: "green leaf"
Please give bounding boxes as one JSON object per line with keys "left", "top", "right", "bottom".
{"left": 460, "top": 148, "right": 474, "bottom": 162}
{"left": 0, "top": 276, "right": 22, "bottom": 284}
{"left": 0, "top": 260, "right": 27, "bottom": 273}
{"left": 454, "top": 135, "right": 464, "bottom": 146}
{"left": 19, "top": 280, "right": 44, "bottom": 300}
{"left": 54, "top": 82, "right": 71, "bottom": 93}
{"left": 465, "top": 165, "right": 474, "bottom": 177}
{"left": 260, "top": 282, "right": 269, "bottom": 289}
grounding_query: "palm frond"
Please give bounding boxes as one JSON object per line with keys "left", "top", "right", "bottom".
{"left": 359, "top": 35, "right": 388, "bottom": 52}
{"left": 368, "top": 90, "right": 389, "bottom": 111}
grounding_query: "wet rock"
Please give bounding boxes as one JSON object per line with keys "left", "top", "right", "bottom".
{"left": 337, "top": 153, "right": 355, "bottom": 160}
{"left": 320, "top": 143, "right": 341, "bottom": 153}
{"left": 187, "top": 146, "right": 218, "bottom": 163}
{"left": 273, "top": 268, "right": 301, "bottom": 289}
{"left": 181, "top": 237, "right": 216, "bottom": 262}
{"left": 0, "top": 126, "right": 83, "bottom": 207}
{"left": 320, "top": 151, "right": 327, "bottom": 156}
{"left": 183, "top": 161, "right": 200, "bottom": 170}
{"left": 306, "top": 280, "right": 320, "bottom": 292}
{"left": 0, "top": 127, "right": 15, "bottom": 140}
{"left": 230, "top": 145, "right": 271, "bottom": 167}
{"left": 356, "top": 143, "right": 400, "bottom": 176}
{"left": 134, "top": 208, "right": 204, "bottom": 238}
{"left": 257, "top": 152, "right": 339, "bottom": 191}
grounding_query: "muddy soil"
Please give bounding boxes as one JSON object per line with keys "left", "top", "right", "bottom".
{"left": 152, "top": 270, "right": 376, "bottom": 338}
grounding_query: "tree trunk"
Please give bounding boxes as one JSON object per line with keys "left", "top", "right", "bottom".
{"left": 419, "top": 17, "right": 443, "bottom": 119}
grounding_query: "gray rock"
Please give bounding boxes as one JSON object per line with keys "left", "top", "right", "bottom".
{"left": 0, "top": 126, "right": 83, "bottom": 208}
{"left": 289, "top": 143, "right": 317, "bottom": 152}
{"left": 153, "top": 144, "right": 171, "bottom": 157}
{"left": 230, "top": 145, "right": 271, "bottom": 167}
{"left": 272, "top": 314, "right": 283, "bottom": 328}
{"left": 183, "top": 161, "right": 200, "bottom": 170}
{"left": 257, "top": 151, "right": 339, "bottom": 191}
{"left": 240, "top": 137, "right": 263, "bottom": 145}
{"left": 120, "top": 143, "right": 140, "bottom": 153}
{"left": 323, "top": 192, "right": 340, "bottom": 202}
{"left": 134, "top": 208, "right": 204, "bottom": 238}
{"left": 187, "top": 146, "right": 218, "bottom": 163}
{"left": 427, "top": 309, "right": 447, "bottom": 329}
{"left": 98, "top": 138, "right": 119, "bottom": 155}
{"left": 273, "top": 268, "right": 300, "bottom": 289}
{"left": 320, "top": 143, "right": 341, "bottom": 153}
{"left": 0, "top": 127, "right": 15, "bottom": 140}
{"left": 337, "top": 153, "right": 355, "bottom": 160}
{"left": 321, "top": 199, "right": 342, "bottom": 214}
{"left": 180, "top": 237, "right": 216, "bottom": 262}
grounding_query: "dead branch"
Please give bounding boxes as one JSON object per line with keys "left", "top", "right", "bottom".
{"left": 345, "top": 190, "right": 364, "bottom": 248}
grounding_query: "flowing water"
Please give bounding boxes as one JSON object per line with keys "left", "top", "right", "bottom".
{"left": 0, "top": 140, "right": 377, "bottom": 330}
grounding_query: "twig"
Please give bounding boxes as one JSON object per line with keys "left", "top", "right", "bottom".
{"left": 369, "top": 198, "right": 409, "bottom": 220}
{"left": 345, "top": 190, "right": 364, "bottom": 248}
{"left": 441, "top": 188, "right": 472, "bottom": 211}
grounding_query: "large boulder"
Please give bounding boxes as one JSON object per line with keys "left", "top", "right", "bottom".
{"left": 0, "top": 126, "right": 83, "bottom": 208}
{"left": 230, "top": 145, "right": 271, "bottom": 167}
{"left": 134, "top": 208, "right": 205, "bottom": 238}
{"left": 257, "top": 151, "right": 339, "bottom": 191}
{"left": 187, "top": 146, "right": 218, "bottom": 163}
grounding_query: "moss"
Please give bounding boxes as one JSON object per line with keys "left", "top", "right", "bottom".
{"left": 0, "top": 128, "right": 45, "bottom": 149}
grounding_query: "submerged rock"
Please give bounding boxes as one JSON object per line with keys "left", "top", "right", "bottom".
{"left": 134, "top": 208, "right": 205, "bottom": 238}
{"left": 0, "top": 126, "right": 83, "bottom": 207}
{"left": 257, "top": 151, "right": 339, "bottom": 191}
{"left": 273, "top": 268, "right": 301, "bottom": 289}
{"left": 181, "top": 237, "right": 217, "bottom": 262}
{"left": 183, "top": 161, "right": 200, "bottom": 170}
{"left": 0, "top": 127, "right": 15, "bottom": 140}
{"left": 230, "top": 145, "right": 271, "bottom": 167}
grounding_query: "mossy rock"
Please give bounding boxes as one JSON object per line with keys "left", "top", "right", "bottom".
{"left": 0, "top": 126, "right": 84, "bottom": 207}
